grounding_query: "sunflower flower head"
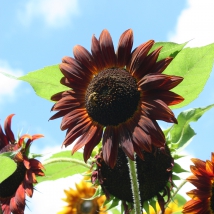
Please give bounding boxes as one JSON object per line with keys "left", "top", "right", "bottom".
{"left": 183, "top": 152, "right": 214, "bottom": 214}
{"left": 57, "top": 178, "right": 107, "bottom": 214}
{"left": 0, "top": 114, "right": 45, "bottom": 214}
{"left": 91, "top": 145, "right": 174, "bottom": 213}
{"left": 50, "top": 29, "right": 184, "bottom": 168}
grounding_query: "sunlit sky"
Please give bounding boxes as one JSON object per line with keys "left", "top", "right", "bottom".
{"left": 1, "top": 0, "right": 214, "bottom": 213}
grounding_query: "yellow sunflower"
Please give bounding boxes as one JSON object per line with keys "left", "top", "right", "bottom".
{"left": 58, "top": 179, "right": 107, "bottom": 214}
{"left": 50, "top": 29, "right": 184, "bottom": 168}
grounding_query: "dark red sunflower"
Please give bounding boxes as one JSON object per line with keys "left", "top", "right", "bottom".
{"left": 0, "top": 114, "right": 45, "bottom": 214}
{"left": 50, "top": 29, "right": 184, "bottom": 168}
{"left": 91, "top": 145, "right": 173, "bottom": 213}
{"left": 183, "top": 153, "right": 214, "bottom": 214}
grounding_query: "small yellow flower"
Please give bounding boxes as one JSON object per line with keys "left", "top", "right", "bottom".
{"left": 58, "top": 179, "right": 107, "bottom": 214}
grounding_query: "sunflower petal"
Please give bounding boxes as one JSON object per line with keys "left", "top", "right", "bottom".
{"left": 15, "top": 184, "right": 25, "bottom": 211}
{"left": 128, "top": 40, "right": 154, "bottom": 75}
{"left": 119, "top": 125, "right": 134, "bottom": 161}
{"left": 116, "top": 29, "right": 133, "bottom": 67}
{"left": 99, "top": 29, "right": 116, "bottom": 68}
{"left": 138, "top": 74, "right": 184, "bottom": 91}
{"left": 83, "top": 124, "right": 103, "bottom": 162}
{"left": 73, "top": 45, "right": 97, "bottom": 73}
{"left": 102, "top": 126, "right": 119, "bottom": 168}
{"left": 4, "top": 114, "right": 15, "bottom": 143}
{"left": 72, "top": 124, "right": 99, "bottom": 154}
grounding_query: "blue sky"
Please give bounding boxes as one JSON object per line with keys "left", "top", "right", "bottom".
{"left": 1, "top": 0, "right": 214, "bottom": 213}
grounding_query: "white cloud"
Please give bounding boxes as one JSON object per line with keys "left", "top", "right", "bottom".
{"left": 0, "top": 60, "right": 23, "bottom": 103}
{"left": 18, "top": 0, "right": 80, "bottom": 28}
{"left": 169, "top": 0, "right": 214, "bottom": 47}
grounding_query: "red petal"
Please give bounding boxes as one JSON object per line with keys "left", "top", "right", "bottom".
{"left": 0, "top": 124, "right": 9, "bottom": 149}
{"left": 99, "top": 29, "right": 116, "bottom": 68}
{"left": 102, "top": 126, "right": 119, "bottom": 168}
{"left": 128, "top": 40, "right": 154, "bottom": 75}
{"left": 15, "top": 183, "right": 25, "bottom": 211}
{"left": 116, "top": 29, "right": 133, "bottom": 67}
{"left": 60, "top": 109, "right": 88, "bottom": 131}
{"left": 73, "top": 45, "right": 97, "bottom": 73}
{"left": 118, "top": 125, "right": 134, "bottom": 161}
{"left": 23, "top": 180, "right": 33, "bottom": 197}
{"left": 62, "top": 118, "right": 92, "bottom": 147}
{"left": 91, "top": 35, "right": 105, "bottom": 71}
{"left": 83, "top": 124, "right": 103, "bottom": 162}
{"left": 141, "top": 99, "right": 177, "bottom": 123}
{"left": 133, "top": 46, "right": 162, "bottom": 80}
{"left": 49, "top": 109, "right": 71, "bottom": 120}
{"left": 72, "top": 124, "right": 99, "bottom": 154}
{"left": 4, "top": 114, "right": 15, "bottom": 143}
{"left": 133, "top": 143, "right": 144, "bottom": 160}
{"left": 151, "top": 57, "right": 173, "bottom": 74}
{"left": 138, "top": 74, "right": 183, "bottom": 91}
{"left": 10, "top": 196, "right": 24, "bottom": 214}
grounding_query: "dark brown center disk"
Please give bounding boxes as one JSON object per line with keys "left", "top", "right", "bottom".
{"left": 100, "top": 146, "right": 172, "bottom": 202}
{"left": 0, "top": 145, "right": 26, "bottom": 198}
{"left": 85, "top": 68, "right": 140, "bottom": 126}
{"left": 78, "top": 200, "right": 99, "bottom": 214}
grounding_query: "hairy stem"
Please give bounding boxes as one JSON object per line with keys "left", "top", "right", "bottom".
{"left": 127, "top": 155, "right": 142, "bottom": 213}
{"left": 43, "top": 157, "right": 91, "bottom": 169}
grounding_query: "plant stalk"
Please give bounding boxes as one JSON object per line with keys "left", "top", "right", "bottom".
{"left": 43, "top": 157, "right": 91, "bottom": 169}
{"left": 127, "top": 155, "right": 142, "bottom": 214}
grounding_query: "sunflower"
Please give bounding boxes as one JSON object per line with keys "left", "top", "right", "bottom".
{"left": 0, "top": 114, "right": 45, "bottom": 214}
{"left": 91, "top": 145, "right": 174, "bottom": 213}
{"left": 57, "top": 178, "right": 107, "bottom": 214}
{"left": 50, "top": 29, "right": 184, "bottom": 168}
{"left": 183, "top": 153, "right": 214, "bottom": 214}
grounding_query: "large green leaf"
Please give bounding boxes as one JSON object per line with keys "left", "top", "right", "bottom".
{"left": 0, "top": 155, "right": 17, "bottom": 183}
{"left": 18, "top": 65, "right": 69, "bottom": 101}
{"left": 164, "top": 43, "right": 214, "bottom": 109}
{"left": 166, "top": 104, "right": 214, "bottom": 153}
{"left": 36, "top": 151, "right": 90, "bottom": 183}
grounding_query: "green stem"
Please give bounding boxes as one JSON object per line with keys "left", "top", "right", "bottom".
{"left": 42, "top": 157, "right": 91, "bottom": 169}
{"left": 127, "top": 155, "right": 142, "bottom": 214}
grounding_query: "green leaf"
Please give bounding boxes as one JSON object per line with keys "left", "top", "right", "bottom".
{"left": 143, "top": 201, "right": 150, "bottom": 214}
{"left": 18, "top": 65, "right": 69, "bottom": 101}
{"left": 174, "top": 194, "right": 187, "bottom": 207}
{"left": 164, "top": 43, "right": 214, "bottom": 109}
{"left": 150, "top": 41, "right": 188, "bottom": 61}
{"left": 173, "top": 162, "right": 188, "bottom": 173}
{"left": 104, "top": 196, "right": 120, "bottom": 211}
{"left": 86, "top": 185, "right": 103, "bottom": 200}
{"left": 172, "top": 174, "right": 181, "bottom": 180}
{"left": 37, "top": 151, "right": 89, "bottom": 183}
{"left": 0, "top": 156, "right": 17, "bottom": 183}
{"left": 166, "top": 104, "right": 214, "bottom": 153}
